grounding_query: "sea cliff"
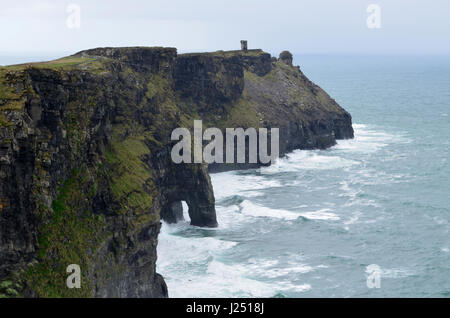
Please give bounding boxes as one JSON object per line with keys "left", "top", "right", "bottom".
{"left": 0, "top": 47, "right": 353, "bottom": 297}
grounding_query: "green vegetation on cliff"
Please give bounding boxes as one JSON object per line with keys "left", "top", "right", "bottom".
{"left": 0, "top": 69, "right": 26, "bottom": 127}
{"left": 106, "top": 136, "right": 158, "bottom": 217}
{"left": 1, "top": 56, "right": 109, "bottom": 74}
{"left": 0, "top": 113, "right": 12, "bottom": 128}
{"left": 27, "top": 168, "right": 107, "bottom": 297}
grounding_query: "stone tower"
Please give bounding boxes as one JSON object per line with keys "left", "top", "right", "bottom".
{"left": 240, "top": 40, "right": 248, "bottom": 52}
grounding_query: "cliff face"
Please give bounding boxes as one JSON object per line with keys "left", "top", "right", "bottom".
{"left": 0, "top": 47, "right": 353, "bottom": 297}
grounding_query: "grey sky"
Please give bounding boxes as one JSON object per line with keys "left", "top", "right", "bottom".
{"left": 1, "top": 0, "right": 450, "bottom": 57}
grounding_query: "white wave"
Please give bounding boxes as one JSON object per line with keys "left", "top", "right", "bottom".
{"left": 163, "top": 260, "right": 276, "bottom": 298}
{"left": 262, "top": 265, "right": 313, "bottom": 278}
{"left": 261, "top": 123, "right": 406, "bottom": 175}
{"left": 181, "top": 201, "right": 189, "bottom": 220}
{"left": 240, "top": 200, "right": 300, "bottom": 220}
{"left": 380, "top": 268, "right": 415, "bottom": 279}
{"left": 216, "top": 204, "right": 248, "bottom": 229}
{"left": 242, "top": 191, "right": 264, "bottom": 198}
{"left": 352, "top": 123, "right": 367, "bottom": 129}
{"left": 157, "top": 223, "right": 249, "bottom": 298}
{"left": 298, "top": 208, "right": 340, "bottom": 221}
{"left": 162, "top": 258, "right": 313, "bottom": 298}
{"left": 211, "top": 172, "right": 282, "bottom": 200}
{"left": 204, "top": 259, "right": 312, "bottom": 297}
{"left": 277, "top": 282, "right": 312, "bottom": 293}
{"left": 157, "top": 222, "right": 237, "bottom": 270}
{"left": 245, "top": 258, "right": 314, "bottom": 278}
{"left": 239, "top": 200, "right": 340, "bottom": 221}
{"left": 334, "top": 123, "right": 410, "bottom": 153}
{"left": 261, "top": 150, "right": 359, "bottom": 174}
{"left": 158, "top": 217, "right": 321, "bottom": 297}
{"left": 206, "top": 260, "right": 314, "bottom": 297}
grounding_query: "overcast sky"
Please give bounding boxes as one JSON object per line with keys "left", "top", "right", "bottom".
{"left": 1, "top": 0, "right": 450, "bottom": 60}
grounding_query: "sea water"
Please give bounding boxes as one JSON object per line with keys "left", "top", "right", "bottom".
{"left": 157, "top": 55, "right": 450, "bottom": 297}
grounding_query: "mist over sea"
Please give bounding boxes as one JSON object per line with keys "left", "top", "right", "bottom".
{"left": 157, "top": 55, "right": 450, "bottom": 297}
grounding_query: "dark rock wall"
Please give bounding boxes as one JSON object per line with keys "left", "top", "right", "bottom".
{"left": 174, "top": 54, "right": 244, "bottom": 109}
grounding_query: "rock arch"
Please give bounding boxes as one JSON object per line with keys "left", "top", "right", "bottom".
{"left": 153, "top": 147, "right": 217, "bottom": 228}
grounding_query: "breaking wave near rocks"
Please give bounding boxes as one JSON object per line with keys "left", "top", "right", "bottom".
{"left": 156, "top": 122, "right": 443, "bottom": 297}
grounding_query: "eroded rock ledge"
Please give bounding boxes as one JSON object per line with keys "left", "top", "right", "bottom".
{"left": 0, "top": 47, "right": 353, "bottom": 297}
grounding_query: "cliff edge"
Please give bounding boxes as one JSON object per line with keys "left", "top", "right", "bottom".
{"left": 0, "top": 47, "right": 353, "bottom": 297}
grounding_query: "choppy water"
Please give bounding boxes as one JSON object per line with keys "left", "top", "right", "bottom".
{"left": 157, "top": 55, "right": 450, "bottom": 297}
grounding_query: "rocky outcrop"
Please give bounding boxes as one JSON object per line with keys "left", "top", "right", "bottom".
{"left": 279, "top": 50, "right": 293, "bottom": 66}
{"left": 0, "top": 46, "right": 353, "bottom": 298}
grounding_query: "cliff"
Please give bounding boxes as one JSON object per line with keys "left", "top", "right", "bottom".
{"left": 0, "top": 47, "right": 353, "bottom": 297}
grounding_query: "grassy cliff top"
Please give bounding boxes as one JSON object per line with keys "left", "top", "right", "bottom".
{"left": 180, "top": 49, "right": 266, "bottom": 58}
{"left": 1, "top": 47, "right": 268, "bottom": 71}
{"left": 1, "top": 56, "right": 110, "bottom": 73}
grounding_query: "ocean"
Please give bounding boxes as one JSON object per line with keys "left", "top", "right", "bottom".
{"left": 157, "top": 55, "right": 450, "bottom": 297}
